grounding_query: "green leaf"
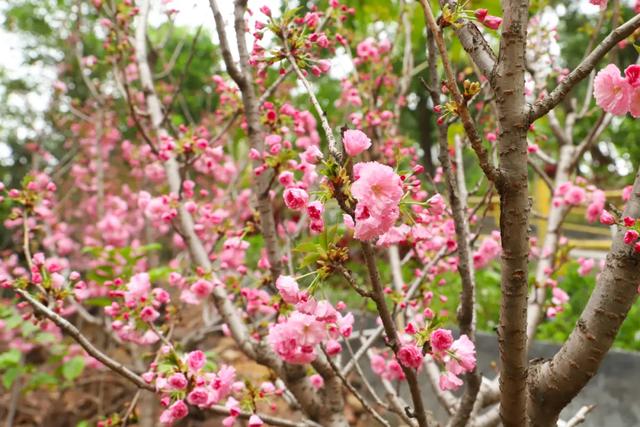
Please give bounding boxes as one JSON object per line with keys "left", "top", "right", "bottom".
{"left": 0, "top": 349, "right": 21, "bottom": 369}
{"left": 148, "top": 266, "right": 173, "bottom": 282}
{"left": 2, "top": 366, "right": 21, "bottom": 389}
{"left": 62, "top": 356, "right": 85, "bottom": 381}
{"left": 299, "top": 252, "right": 321, "bottom": 269}
{"left": 26, "top": 372, "right": 58, "bottom": 389}
{"left": 293, "top": 241, "right": 319, "bottom": 253}
{"left": 84, "top": 297, "right": 112, "bottom": 307}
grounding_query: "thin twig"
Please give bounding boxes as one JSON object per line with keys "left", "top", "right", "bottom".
{"left": 320, "top": 346, "right": 390, "bottom": 427}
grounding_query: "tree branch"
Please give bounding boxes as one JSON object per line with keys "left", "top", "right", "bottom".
{"left": 418, "top": 0, "right": 501, "bottom": 184}
{"left": 424, "top": 26, "right": 481, "bottom": 427}
{"left": 528, "top": 167, "right": 640, "bottom": 425}
{"left": 529, "top": 13, "right": 640, "bottom": 123}
{"left": 13, "top": 287, "right": 154, "bottom": 391}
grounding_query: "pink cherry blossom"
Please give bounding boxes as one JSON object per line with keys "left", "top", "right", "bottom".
{"left": 306, "top": 201, "right": 324, "bottom": 220}
{"left": 430, "top": 328, "right": 454, "bottom": 352}
{"left": 187, "top": 387, "right": 209, "bottom": 406}
{"left": 276, "top": 275, "right": 300, "bottom": 304}
{"left": 624, "top": 229, "right": 639, "bottom": 245}
{"left": 309, "top": 374, "right": 324, "bottom": 389}
{"left": 446, "top": 335, "right": 476, "bottom": 375}
{"left": 482, "top": 15, "right": 503, "bottom": 30}
{"left": 439, "top": 371, "right": 464, "bottom": 391}
{"left": 248, "top": 415, "right": 264, "bottom": 427}
{"left": 552, "top": 287, "right": 569, "bottom": 305}
{"left": 342, "top": 129, "right": 372, "bottom": 156}
{"left": 186, "top": 350, "right": 206, "bottom": 371}
{"left": 594, "top": 64, "right": 632, "bottom": 116}
{"left": 167, "top": 373, "right": 188, "bottom": 390}
{"left": 140, "top": 306, "right": 160, "bottom": 322}
{"left": 600, "top": 210, "right": 616, "bottom": 225}
{"left": 283, "top": 188, "right": 309, "bottom": 210}
{"left": 397, "top": 344, "right": 423, "bottom": 369}
{"left": 351, "top": 162, "right": 403, "bottom": 241}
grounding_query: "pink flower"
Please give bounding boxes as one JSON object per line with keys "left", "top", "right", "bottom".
{"left": 370, "top": 353, "right": 386, "bottom": 376}
{"left": 552, "top": 287, "right": 569, "bottom": 305}
{"left": 168, "top": 373, "right": 188, "bottom": 390}
{"left": 376, "top": 224, "right": 410, "bottom": 247}
{"left": 594, "top": 64, "right": 632, "bottom": 115}
{"left": 600, "top": 210, "right": 616, "bottom": 225}
{"left": 343, "top": 214, "right": 355, "bottom": 230}
{"left": 430, "top": 328, "right": 454, "bottom": 352}
{"left": 309, "top": 374, "right": 324, "bottom": 389}
{"left": 140, "top": 306, "right": 160, "bottom": 322}
{"left": 624, "top": 229, "right": 639, "bottom": 245}
{"left": 278, "top": 171, "right": 295, "bottom": 188}
{"left": 630, "top": 87, "right": 640, "bottom": 118}
{"left": 186, "top": 350, "right": 206, "bottom": 371}
{"left": 283, "top": 188, "right": 309, "bottom": 210}
{"left": 397, "top": 344, "right": 423, "bottom": 369}
{"left": 307, "top": 201, "right": 324, "bottom": 220}
{"left": 446, "top": 335, "right": 476, "bottom": 375}
{"left": 325, "top": 339, "right": 342, "bottom": 356}
{"left": 159, "top": 400, "right": 189, "bottom": 425}
{"left": 191, "top": 279, "right": 214, "bottom": 298}
{"left": 170, "top": 400, "right": 189, "bottom": 419}
{"left": 125, "top": 273, "right": 151, "bottom": 304}
{"left": 276, "top": 275, "right": 300, "bottom": 304}
{"left": 337, "top": 312, "right": 354, "bottom": 337}
{"left": 351, "top": 162, "right": 403, "bottom": 241}
{"left": 187, "top": 387, "right": 209, "bottom": 406}
{"left": 427, "top": 194, "right": 446, "bottom": 215}
{"left": 439, "top": 371, "right": 463, "bottom": 391}
{"left": 301, "top": 145, "right": 323, "bottom": 164}
{"left": 259, "top": 5, "right": 271, "bottom": 16}
{"left": 625, "top": 65, "right": 640, "bottom": 87}
{"left": 248, "top": 415, "right": 264, "bottom": 427}
{"left": 482, "top": 15, "right": 502, "bottom": 30}
{"left": 342, "top": 129, "right": 372, "bottom": 156}
{"left": 589, "top": 0, "right": 608, "bottom": 8}
{"left": 474, "top": 8, "right": 488, "bottom": 21}
{"left": 267, "top": 312, "right": 326, "bottom": 364}
{"left": 577, "top": 258, "right": 595, "bottom": 276}
{"left": 564, "top": 186, "right": 586, "bottom": 206}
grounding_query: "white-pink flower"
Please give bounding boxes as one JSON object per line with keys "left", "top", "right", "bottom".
{"left": 594, "top": 64, "right": 632, "bottom": 116}
{"left": 276, "top": 275, "right": 300, "bottom": 304}
{"left": 342, "top": 129, "right": 372, "bottom": 156}
{"left": 351, "top": 162, "right": 404, "bottom": 241}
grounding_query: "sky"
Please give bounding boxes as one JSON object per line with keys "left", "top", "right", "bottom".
{"left": 0, "top": 0, "right": 282, "bottom": 164}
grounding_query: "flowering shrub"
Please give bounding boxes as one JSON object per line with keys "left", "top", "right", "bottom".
{"left": 2, "top": 0, "right": 640, "bottom": 426}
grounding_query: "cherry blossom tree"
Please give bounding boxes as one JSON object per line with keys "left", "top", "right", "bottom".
{"left": 1, "top": 0, "right": 640, "bottom": 426}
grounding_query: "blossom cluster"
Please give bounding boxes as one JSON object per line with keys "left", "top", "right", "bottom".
{"left": 552, "top": 179, "right": 607, "bottom": 223}
{"left": 143, "top": 350, "right": 264, "bottom": 426}
{"left": 267, "top": 276, "right": 353, "bottom": 364}
{"left": 594, "top": 64, "right": 640, "bottom": 117}
{"left": 370, "top": 328, "right": 477, "bottom": 391}
{"left": 103, "top": 272, "right": 171, "bottom": 344}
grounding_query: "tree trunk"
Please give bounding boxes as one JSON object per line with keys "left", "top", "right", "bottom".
{"left": 493, "top": 0, "right": 530, "bottom": 424}
{"left": 528, "top": 168, "right": 640, "bottom": 426}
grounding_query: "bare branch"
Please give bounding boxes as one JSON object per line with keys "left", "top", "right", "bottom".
{"left": 320, "top": 347, "right": 390, "bottom": 427}
{"left": 208, "top": 0, "right": 245, "bottom": 88}
{"left": 13, "top": 287, "right": 154, "bottom": 391}
{"left": 562, "top": 405, "right": 596, "bottom": 427}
